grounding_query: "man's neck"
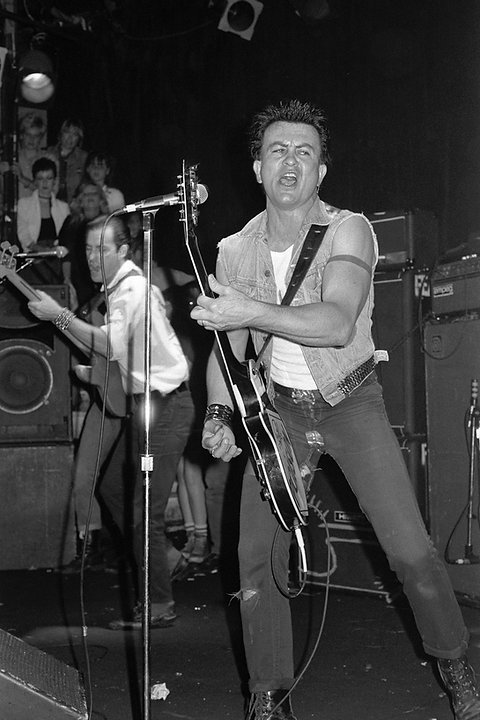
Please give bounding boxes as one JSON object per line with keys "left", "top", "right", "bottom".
{"left": 265, "top": 198, "right": 317, "bottom": 251}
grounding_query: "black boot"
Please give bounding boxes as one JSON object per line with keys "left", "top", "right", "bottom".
{"left": 247, "top": 690, "right": 297, "bottom": 720}
{"left": 59, "top": 530, "right": 105, "bottom": 574}
{"left": 438, "top": 656, "right": 480, "bottom": 720}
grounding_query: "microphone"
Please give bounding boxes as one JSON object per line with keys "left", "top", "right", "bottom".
{"left": 15, "top": 246, "right": 69, "bottom": 259}
{"left": 121, "top": 184, "right": 209, "bottom": 213}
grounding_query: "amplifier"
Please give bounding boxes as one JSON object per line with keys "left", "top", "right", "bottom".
{"left": 431, "top": 256, "right": 480, "bottom": 316}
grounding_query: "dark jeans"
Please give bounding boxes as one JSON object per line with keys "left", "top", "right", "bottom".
{"left": 238, "top": 378, "right": 469, "bottom": 693}
{"left": 74, "top": 389, "right": 194, "bottom": 606}
{"left": 132, "top": 389, "right": 194, "bottom": 605}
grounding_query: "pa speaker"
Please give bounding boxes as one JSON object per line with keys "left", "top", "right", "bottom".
{"left": 0, "top": 627, "right": 87, "bottom": 719}
{"left": 0, "top": 284, "right": 71, "bottom": 443}
{"left": 0, "top": 443, "right": 75, "bottom": 569}
{"left": 424, "top": 316, "right": 480, "bottom": 604}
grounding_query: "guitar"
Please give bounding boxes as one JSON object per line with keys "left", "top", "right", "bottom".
{"left": 0, "top": 241, "right": 128, "bottom": 417}
{"left": 177, "top": 161, "right": 308, "bottom": 532}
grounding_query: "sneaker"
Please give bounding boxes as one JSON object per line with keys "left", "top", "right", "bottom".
{"left": 109, "top": 601, "right": 176, "bottom": 630}
{"left": 171, "top": 555, "right": 191, "bottom": 581}
{"left": 57, "top": 531, "right": 105, "bottom": 574}
{"left": 187, "top": 535, "right": 210, "bottom": 564}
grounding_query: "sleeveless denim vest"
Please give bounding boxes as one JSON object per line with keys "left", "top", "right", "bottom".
{"left": 217, "top": 199, "right": 379, "bottom": 406}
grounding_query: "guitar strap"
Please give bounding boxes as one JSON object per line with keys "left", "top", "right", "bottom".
{"left": 256, "top": 223, "right": 328, "bottom": 365}
{"left": 77, "top": 268, "right": 142, "bottom": 327}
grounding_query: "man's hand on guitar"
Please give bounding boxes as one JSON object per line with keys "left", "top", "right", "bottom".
{"left": 28, "top": 290, "right": 64, "bottom": 322}
{"left": 202, "top": 419, "right": 242, "bottom": 462}
{"left": 191, "top": 274, "right": 255, "bottom": 332}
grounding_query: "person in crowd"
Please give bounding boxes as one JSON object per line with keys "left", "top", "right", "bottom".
{"left": 3, "top": 113, "right": 56, "bottom": 199}
{"left": 191, "top": 99, "right": 480, "bottom": 720}
{"left": 168, "top": 280, "right": 213, "bottom": 567}
{"left": 16, "top": 157, "right": 70, "bottom": 284}
{"left": 168, "top": 279, "right": 234, "bottom": 570}
{"left": 61, "top": 182, "right": 109, "bottom": 309}
{"left": 28, "top": 214, "right": 194, "bottom": 628}
{"left": 83, "top": 151, "right": 125, "bottom": 213}
{"left": 47, "top": 118, "right": 88, "bottom": 203}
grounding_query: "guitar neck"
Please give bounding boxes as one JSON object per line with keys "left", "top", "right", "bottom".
{"left": 184, "top": 233, "right": 247, "bottom": 380}
{"left": 2, "top": 263, "right": 94, "bottom": 357}
{"left": 6, "top": 272, "right": 42, "bottom": 301}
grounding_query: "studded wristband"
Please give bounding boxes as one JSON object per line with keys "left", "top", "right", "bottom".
{"left": 204, "top": 403, "right": 234, "bottom": 429}
{"left": 53, "top": 307, "right": 76, "bottom": 331}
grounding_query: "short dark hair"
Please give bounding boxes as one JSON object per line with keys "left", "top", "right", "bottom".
{"left": 85, "top": 151, "right": 112, "bottom": 180}
{"left": 59, "top": 118, "right": 84, "bottom": 146}
{"left": 86, "top": 215, "right": 132, "bottom": 257}
{"left": 249, "top": 99, "right": 330, "bottom": 164}
{"left": 32, "top": 157, "right": 57, "bottom": 178}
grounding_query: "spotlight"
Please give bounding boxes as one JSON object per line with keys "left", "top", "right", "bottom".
{"left": 289, "top": 0, "right": 330, "bottom": 25}
{"left": 18, "top": 48, "right": 55, "bottom": 104}
{"left": 218, "top": 0, "right": 264, "bottom": 41}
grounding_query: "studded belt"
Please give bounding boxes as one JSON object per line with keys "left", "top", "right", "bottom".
{"left": 337, "top": 355, "right": 376, "bottom": 395}
{"left": 272, "top": 355, "right": 376, "bottom": 402}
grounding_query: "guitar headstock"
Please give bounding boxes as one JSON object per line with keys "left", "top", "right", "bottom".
{"left": 178, "top": 160, "right": 202, "bottom": 233}
{"left": 0, "top": 241, "right": 20, "bottom": 278}
{"left": 177, "top": 160, "right": 212, "bottom": 299}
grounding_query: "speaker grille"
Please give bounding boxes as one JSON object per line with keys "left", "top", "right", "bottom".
{"left": 0, "top": 343, "right": 53, "bottom": 414}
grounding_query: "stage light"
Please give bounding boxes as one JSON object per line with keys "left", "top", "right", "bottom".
{"left": 18, "top": 48, "right": 55, "bottom": 104}
{"left": 289, "top": 0, "right": 330, "bottom": 25}
{"left": 218, "top": 0, "right": 264, "bottom": 41}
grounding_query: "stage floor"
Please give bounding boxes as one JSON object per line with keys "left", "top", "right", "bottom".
{"left": 1, "top": 554, "right": 480, "bottom": 720}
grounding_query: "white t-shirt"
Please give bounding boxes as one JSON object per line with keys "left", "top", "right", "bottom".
{"left": 270, "top": 246, "right": 317, "bottom": 390}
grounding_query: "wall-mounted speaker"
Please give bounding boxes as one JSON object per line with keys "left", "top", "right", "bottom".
{"left": 0, "top": 284, "right": 71, "bottom": 444}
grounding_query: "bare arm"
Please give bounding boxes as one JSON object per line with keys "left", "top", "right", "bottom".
{"left": 192, "top": 215, "right": 375, "bottom": 347}
{"left": 28, "top": 290, "right": 109, "bottom": 357}
{"left": 200, "top": 262, "right": 250, "bottom": 462}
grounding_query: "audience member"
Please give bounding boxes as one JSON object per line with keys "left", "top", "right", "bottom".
{"left": 167, "top": 280, "right": 233, "bottom": 569}
{"left": 15, "top": 113, "right": 55, "bottom": 198}
{"left": 16, "top": 157, "right": 70, "bottom": 284}
{"left": 48, "top": 118, "right": 87, "bottom": 203}
{"left": 83, "top": 151, "right": 125, "bottom": 212}
{"left": 0, "top": 113, "right": 54, "bottom": 200}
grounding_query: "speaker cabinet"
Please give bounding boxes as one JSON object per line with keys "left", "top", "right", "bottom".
{"left": 0, "top": 627, "right": 87, "bottom": 719}
{"left": 372, "top": 274, "right": 427, "bottom": 512}
{"left": 424, "top": 316, "right": 480, "bottom": 603}
{"left": 303, "top": 455, "right": 399, "bottom": 600}
{"left": 369, "top": 210, "right": 438, "bottom": 513}
{"left": 0, "top": 284, "right": 72, "bottom": 444}
{"left": 0, "top": 444, "right": 75, "bottom": 570}
{"left": 369, "top": 208, "right": 439, "bottom": 270}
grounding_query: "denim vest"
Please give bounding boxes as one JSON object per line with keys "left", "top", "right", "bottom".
{"left": 217, "top": 199, "right": 379, "bottom": 406}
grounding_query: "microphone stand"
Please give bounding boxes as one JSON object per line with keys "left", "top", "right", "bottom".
{"left": 448, "top": 379, "right": 480, "bottom": 565}
{"left": 464, "top": 380, "right": 480, "bottom": 564}
{"left": 139, "top": 208, "right": 157, "bottom": 720}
